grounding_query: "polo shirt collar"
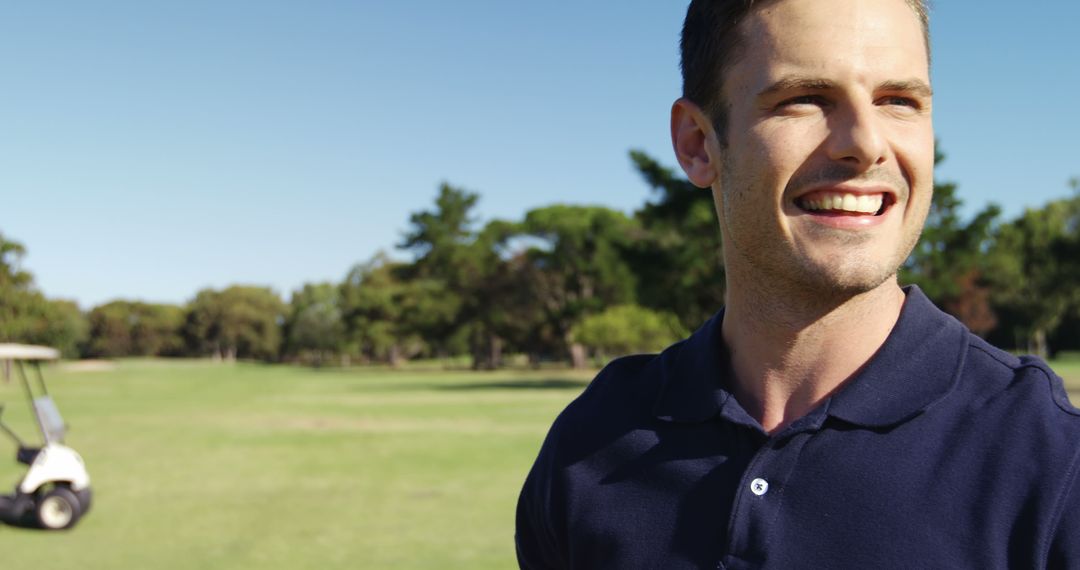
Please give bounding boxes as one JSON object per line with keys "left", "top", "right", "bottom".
{"left": 652, "top": 304, "right": 733, "bottom": 424}
{"left": 827, "top": 286, "right": 968, "bottom": 427}
{"left": 652, "top": 286, "right": 968, "bottom": 429}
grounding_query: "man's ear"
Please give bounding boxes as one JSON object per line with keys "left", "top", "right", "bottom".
{"left": 670, "top": 98, "right": 719, "bottom": 189}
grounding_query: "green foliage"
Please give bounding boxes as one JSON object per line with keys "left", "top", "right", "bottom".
{"left": 900, "top": 145, "right": 1001, "bottom": 335}
{"left": 43, "top": 298, "right": 90, "bottom": 358}
{"left": 627, "top": 150, "right": 725, "bottom": 330}
{"left": 400, "top": 182, "right": 479, "bottom": 280}
{"left": 459, "top": 219, "right": 555, "bottom": 368}
{"left": 282, "top": 282, "right": 345, "bottom": 364}
{"left": 516, "top": 205, "right": 641, "bottom": 366}
{"left": 0, "top": 231, "right": 33, "bottom": 289}
{"left": 85, "top": 301, "right": 184, "bottom": 358}
{"left": 984, "top": 188, "right": 1080, "bottom": 357}
{"left": 397, "top": 184, "right": 481, "bottom": 359}
{"left": 183, "top": 285, "right": 286, "bottom": 361}
{"left": 520, "top": 205, "right": 639, "bottom": 310}
{"left": 0, "top": 292, "right": 88, "bottom": 358}
{"left": 0, "top": 232, "right": 88, "bottom": 357}
{"left": 573, "top": 304, "right": 687, "bottom": 359}
{"left": 340, "top": 254, "right": 428, "bottom": 365}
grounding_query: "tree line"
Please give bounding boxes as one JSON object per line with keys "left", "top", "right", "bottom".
{"left": 2, "top": 147, "right": 1078, "bottom": 367}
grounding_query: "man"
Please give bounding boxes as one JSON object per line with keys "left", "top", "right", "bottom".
{"left": 516, "top": 0, "right": 1080, "bottom": 568}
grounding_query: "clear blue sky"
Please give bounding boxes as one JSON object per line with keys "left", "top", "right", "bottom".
{"left": 2, "top": 1, "right": 1078, "bottom": 308}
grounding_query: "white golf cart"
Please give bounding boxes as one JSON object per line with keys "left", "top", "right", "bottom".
{"left": 0, "top": 344, "right": 91, "bottom": 530}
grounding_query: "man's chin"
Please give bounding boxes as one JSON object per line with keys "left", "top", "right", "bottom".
{"left": 791, "top": 258, "right": 900, "bottom": 300}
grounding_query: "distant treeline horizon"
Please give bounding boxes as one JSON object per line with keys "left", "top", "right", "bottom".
{"left": 2, "top": 147, "right": 1079, "bottom": 367}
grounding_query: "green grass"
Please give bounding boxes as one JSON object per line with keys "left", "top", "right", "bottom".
{"left": 0, "top": 356, "right": 1076, "bottom": 570}
{"left": 1051, "top": 355, "right": 1080, "bottom": 401}
{"left": 0, "top": 360, "right": 591, "bottom": 569}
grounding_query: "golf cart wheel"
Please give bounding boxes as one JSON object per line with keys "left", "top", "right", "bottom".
{"left": 35, "top": 487, "right": 81, "bottom": 530}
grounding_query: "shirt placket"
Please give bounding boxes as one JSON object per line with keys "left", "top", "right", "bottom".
{"left": 719, "top": 413, "right": 826, "bottom": 569}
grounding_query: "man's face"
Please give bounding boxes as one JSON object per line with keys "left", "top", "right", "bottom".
{"left": 713, "top": 0, "right": 934, "bottom": 296}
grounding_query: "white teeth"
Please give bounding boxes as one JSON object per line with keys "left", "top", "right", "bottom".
{"left": 800, "top": 192, "right": 883, "bottom": 214}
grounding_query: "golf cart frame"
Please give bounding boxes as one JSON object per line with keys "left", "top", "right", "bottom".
{"left": 0, "top": 344, "right": 91, "bottom": 530}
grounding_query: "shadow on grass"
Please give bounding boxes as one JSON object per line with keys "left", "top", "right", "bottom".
{"left": 0, "top": 495, "right": 37, "bottom": 530}
{"left": 342, "top": 377, "right": 590, "bottom": 393}
{"left": 437, "top": 378, "right": 590, "bottom": 391}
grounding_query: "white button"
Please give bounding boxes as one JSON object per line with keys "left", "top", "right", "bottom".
{"left": 750, "top": 478, "right": 769, "bottom": 496}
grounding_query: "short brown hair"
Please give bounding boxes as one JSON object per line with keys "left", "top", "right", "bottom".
{"left": 680, "top": 0, "right": 930, "bottom": 143}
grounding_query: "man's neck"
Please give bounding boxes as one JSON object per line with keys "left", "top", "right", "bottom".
{"left": 721, "top": 274, "right": 907, "bottom": 434}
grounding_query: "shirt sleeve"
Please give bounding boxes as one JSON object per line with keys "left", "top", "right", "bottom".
{"left": 515, "top": 436, "right": 566, "bottom": 570}
{"left": 1046, "top": 452, "right": 1080, "bottom": 568}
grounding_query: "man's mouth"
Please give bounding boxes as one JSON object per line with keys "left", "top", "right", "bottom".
{"left": 795, "top": 191, "right": 894, "bottom": 216}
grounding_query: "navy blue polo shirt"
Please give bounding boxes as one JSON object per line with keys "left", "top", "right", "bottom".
{"left": 516, "top": 287, "right": 1080, "bottom": 569}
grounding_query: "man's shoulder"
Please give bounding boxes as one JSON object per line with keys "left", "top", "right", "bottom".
{"left": 556, "top": 349, "right": 672, "bottom": 426}
{"left": 961, "top": 333, "right": 1080, "bottom": 420}
{"left": 538, "top": 342, "right": 692, "bottom": 454}
{"left": 950, "top": 334, "right": 1080, "bottom": 473}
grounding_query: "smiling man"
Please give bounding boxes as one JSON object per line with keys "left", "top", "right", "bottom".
{"left": 516, "top": 0, "right": 1080, "bottom": 568}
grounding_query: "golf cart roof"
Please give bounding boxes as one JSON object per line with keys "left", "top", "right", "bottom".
{"left": 0, "top": 344, "right": 61, "bottom": 361}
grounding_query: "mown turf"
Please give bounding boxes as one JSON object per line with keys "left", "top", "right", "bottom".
{"left": 0, "top": 357, "right": 1075, "bottom": 569}
{"left": 0, "top": 360, "right": 590, "bottom": 569}
{"left": 1053, "top": 357, "right": 1080, "bottom": 402}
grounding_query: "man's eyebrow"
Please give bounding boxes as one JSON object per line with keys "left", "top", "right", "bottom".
{"left": 877, "top": 79, "right": 934, "bottom": 98}
{"left": 757, "top": 77, "right": 835, "bottom": 98}
{"left": 756, "top": 77, "right": 934, "bottom": 98}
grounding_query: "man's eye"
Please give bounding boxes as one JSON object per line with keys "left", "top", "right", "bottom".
{"left": 779, "top": 95, "right": 824, "bottom": 107}
{"left": 878, "top": 96, "right": 920, "bottom": 109}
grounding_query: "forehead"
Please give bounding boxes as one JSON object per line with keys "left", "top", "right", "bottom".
{"left": 728, "top": 0, "right": 929, "bottom": 94}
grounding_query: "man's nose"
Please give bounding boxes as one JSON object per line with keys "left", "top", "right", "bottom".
{"left": 825, "top": 103, "right": 887, "bottom": 168}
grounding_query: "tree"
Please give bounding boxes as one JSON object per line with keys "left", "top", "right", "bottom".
{"left": 85, "top": 302, "right": 133, "bottom": 357}
{"left": 0, "top": 232, "right": 42, "bottom": 344}
{"left": 984, "top": 185, "right": 1080, "bottom": 357}
{"left": 397, "top": 183, "right": 478, "bottom": 358}
{"left": 339, "top": 254, "right": 424, "bottom": 366}
{"left": 43, "top": 299, "right": 89, "bottom": 358}
{"left": 900, "top": 144, "right": 1001, "bottom": 335}
{"left": 516, "top": 205, "right": 640, "bottom": 367}
{"left": 0, "top": 232, "right": 88, "bottom": 357}
{"left": 85, "top": 301, "right": 184, "bottom": 358}
{"left": 627, "top": 150, "right": 726, "bottom": 330}
{"left": 400, "top": 182, "right": 479, "bottom": 278}
{"left": 131, "top": 303, "right": 185, "bottom": 356}
{"left": 183, "top": 286, "right": 285, "bottom": 361}
{"left": 282, "top": 282, "right": 345, "bottom": 365}
{"left": 0, "top": 232, "right": 33, "bottom": 289}
{"left": 572, "top": 304, "right": 687, "bottom": 362}
{"left": 457, "top": 219, "right": 546, "bottom": 369}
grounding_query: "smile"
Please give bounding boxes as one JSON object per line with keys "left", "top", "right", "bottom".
{"left": 795, "top": 190, "right": 894, "bottom": 217}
